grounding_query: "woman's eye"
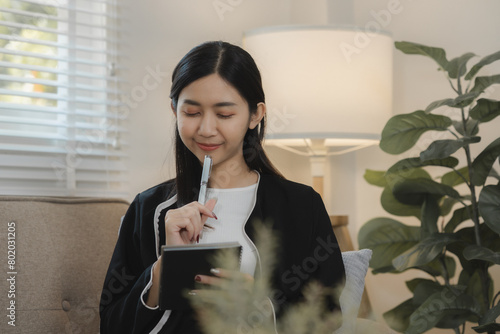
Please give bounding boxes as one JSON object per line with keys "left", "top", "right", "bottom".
{"left": 183, "top": 111, "right": 200, "bottom": 117}
{"left": 218, "top": 114, "right": 233, "bottom": 119}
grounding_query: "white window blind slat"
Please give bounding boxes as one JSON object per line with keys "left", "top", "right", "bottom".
{"left": 0, "top": 88, "right": 123, "bottom": 106}
{"left": 0, "top": 34, "right": 118, "bottom": 56}
{"left": 0, "top": 153, "right": 127, "bottom": 172}
{"left": 0, "top": 61, "right": 126, "bottom": 81}
{"left": 0, "top": 0, "right": 129, "bottom": 197}
{"left": 0, "top": 76, "right": 123, "bottom": 94}
{"left": 0, "top": 116, "right": 127, "bottom": 133}
{"left": 0, "top": 47, "right": 113, "bottom": 67}
{"left": 0, "top": 7, "right": 122, "bottom": 31}
{"left": 0, "top": 143, "right": 127, "bottom": 157}
{"left": 11, "top": 0, "right": 125, "bottom": 19}
{"left": 0, "top": 20, "right": 118, "bottom": 44}
{"left": 0, "top": 102, "right": 127, "bottom": 119}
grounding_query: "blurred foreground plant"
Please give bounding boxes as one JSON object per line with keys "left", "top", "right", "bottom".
{"left": 190, "top": 221, "right": 342, "bottom": 334}
{"left": 359, "top": 41, "right": 500, "bottom": 334}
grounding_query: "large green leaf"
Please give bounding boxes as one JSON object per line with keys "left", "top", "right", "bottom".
{"left": 447, "top": 52, "right": 476, "bottom": 79}
{"left": 395, "top": 41, "right": 449, "bottom": 70}
{"left": 420, "top": 137, "right": 481, "bottom": 161}
{"left": 469, "top": 74, "right": 500, "bottom": 95}
{"left": 358, "top": 218, "right": 420, "bottom": 273}
{"left": 441, "top": 166, "right": 469, "bottom": 187}
{"left": 382, "top": 169, "right": 430, "bottom": 218}
{"left": 463, "top": 245, "right": 500, "bottom": 265}
{"left": 453, "top": 118, "right": 479, "bottom": 137}
{"left": 472, "top": 303, "right": 500, "bottom": 333}
{"left": 380, "top": 110, "right": 453, "bottom": 155}
{"left": 407, "top": 256, "right": 456, "bottom": 278}
{"left": 383, "top": 298, "right": 415, "bottom": 332}
{"left": 406, "top": 278, "right": 437, "bottom": 293}
{"left": 489, "top": 168, "right": 500, "bottom": 182}
{"left": 450, "top": 224, "right": 500, "bottom": 272}
{"left": 440, "top": 197, "right": 459, "bottom": 217}
{"left": 421, "top": 196, "right": 440, "bottom": 237}
{"left": 471, "top": 137, "right": 500, "bottom": 186}
{"left": 465, "top": 50, "right": 500, "bottom": 80}
{"left": 387, "top": 157, "right": 458, "bottom": 175}
{"left": 392, "top": 233, "right": 460, "bottom": 271}
{"left": 478, "top": 184, "right": 500, "bottom": 235}
{"left": 364, "top": 169, "right": 387, "bottom": 187}
{"left": 412, "top": 280, "right": 444, "bottom": 305}
{"left": 385, "top": 166, "right": 432, "bottom": 187}
{"left": 406, "top": 289, "right": 481, "bottom": 334}
{"left": 392, "top": 178, "right": 461, "bottom": 206}
{"left": 425, "top": 92, "right": 478, "bottom": 113}
{"left": 474, "top": 324, "right": 500, "bottom": 333}
{"left": 381, "top": 186, "right": 422, "bottom": 218}
{"left": 459, "top": 269, "right": 494, "bottom": 315}
{"left": 470, "top": 98, "right": 500, "bottom": 123}
{"left": 423, "top": 255, "right": 456, "bottom": 278}
{"left": 444, "top": 206, "right": 472, "bottom": 233}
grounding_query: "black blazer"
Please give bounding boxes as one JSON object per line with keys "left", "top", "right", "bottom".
{"left": 100, "top": 174, "right": 345, "bottom": 333}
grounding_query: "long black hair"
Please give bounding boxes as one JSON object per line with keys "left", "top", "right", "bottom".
{"left": 169, "top": 41, "right": 283, "bottom": 205}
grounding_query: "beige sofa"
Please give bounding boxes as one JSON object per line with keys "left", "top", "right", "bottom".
{"left": 0, "top": 196, "right": 129, "bottom": 334}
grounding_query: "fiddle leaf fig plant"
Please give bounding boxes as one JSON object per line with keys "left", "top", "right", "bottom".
{"left": 359, "top": 41, "right": 500, "bottom": 334}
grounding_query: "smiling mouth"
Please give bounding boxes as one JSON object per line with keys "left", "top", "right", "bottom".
{"left": 196, "top": 142, "right": 221, "bottom": 151}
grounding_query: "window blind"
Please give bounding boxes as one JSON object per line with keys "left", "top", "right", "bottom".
{"left": 0, "top": 0, "right": 129, "bottom": 197}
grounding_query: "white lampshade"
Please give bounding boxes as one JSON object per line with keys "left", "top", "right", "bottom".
{"left": 243, "top": 25, "right": 393, "bottom": 155}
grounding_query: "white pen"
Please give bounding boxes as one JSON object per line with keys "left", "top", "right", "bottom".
{"left": 198, "top": 155, "right": 212, "bottom": 205}
{"left": 197, "top": 155, "right": 213, "bottom": 243}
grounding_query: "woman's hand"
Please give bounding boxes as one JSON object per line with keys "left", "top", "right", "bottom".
{"left": 164, "top": 198, "right": 217, "bottom": 246}
{"left": 191, "top": 268, "right": 254, "bottom": 304}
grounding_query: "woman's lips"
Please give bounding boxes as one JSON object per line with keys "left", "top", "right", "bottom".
{"left": 196, "top": 142, "right": 221, "bottom": 151}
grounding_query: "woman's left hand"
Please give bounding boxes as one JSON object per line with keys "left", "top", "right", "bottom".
{"left": 191, "top": 268, "right": 254, "bottom": 303}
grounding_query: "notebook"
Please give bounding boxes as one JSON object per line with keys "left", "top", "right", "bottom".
{"left": 158, "top": 241, "right": 242, "bottom": 310}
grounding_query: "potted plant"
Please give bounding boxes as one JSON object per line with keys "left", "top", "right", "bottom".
{"left": 359, "top": 41, "right": 500, "bottom": 333}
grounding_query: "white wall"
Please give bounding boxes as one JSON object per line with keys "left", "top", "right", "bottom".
{"left": 123, "top": 1, "right": 500, "bottom": 332}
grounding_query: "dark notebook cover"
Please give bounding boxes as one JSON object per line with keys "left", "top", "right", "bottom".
{"left": 158, "top": 242, "right": 242, "bottom": 310}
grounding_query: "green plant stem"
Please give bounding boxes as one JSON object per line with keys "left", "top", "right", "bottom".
{"left": 439, "top": 255, "right": 451, "bottom": 286}
{"left": 457, "top": 77, "right": 491, "bottom": 320}
{"left": 457, "top": 75, "right": 481, "bottom": 246}
{"left": 447, "top": 77, "right": 459, "bottom": 94}
{"left": 493, "top": 291, "right": 500, "bottom": 306}
{"left": 463, "top": 132, "right": 481, "bottom": 246}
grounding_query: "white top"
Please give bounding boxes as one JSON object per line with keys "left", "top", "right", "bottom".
{"left": 199, "top": 183, "right": 259, "bottom": 277}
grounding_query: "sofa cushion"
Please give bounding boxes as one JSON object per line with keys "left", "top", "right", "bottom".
{"left": 0, "top": 196, "right": 129, "bottom": 334}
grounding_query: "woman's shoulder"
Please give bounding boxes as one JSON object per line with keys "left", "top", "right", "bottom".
{"left": 134, "top": 179, "right": 177, "bottom": 205}
{"left": 259, "top": 174, "right": 318, "bottom": 198}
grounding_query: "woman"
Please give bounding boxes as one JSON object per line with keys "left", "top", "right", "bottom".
{"left": 100, "top": 41, "right": 345, "bottom": 333}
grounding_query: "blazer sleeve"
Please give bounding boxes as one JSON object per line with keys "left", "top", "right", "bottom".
{"left": 310, "top": 190, "right": 346, "bottom": 310}
{"left": 99, "top": 194, "right": 167, "bottom": 334}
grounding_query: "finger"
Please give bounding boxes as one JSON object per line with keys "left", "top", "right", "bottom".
{"left": 205, "top": 198, "right": 217, "bottom": 212}
{"left": 196, "top": 199, "right": 217, "bottom": 220}
{"left": 211, "top": 268, "right": 254, "bottom": 284}
{"left": 194, "top": 274, "right": 225, "bottom": 288}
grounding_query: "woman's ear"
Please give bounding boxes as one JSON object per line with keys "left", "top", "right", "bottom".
{"left": 171, "top": 101, "right": 177, "bottom": 117}
{"left": 249, "top": 102, "right": 266, "bottom": 130}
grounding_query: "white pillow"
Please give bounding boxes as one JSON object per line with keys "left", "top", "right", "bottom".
{"left": 335, "top": 249, "right": 372, "bottom": 334}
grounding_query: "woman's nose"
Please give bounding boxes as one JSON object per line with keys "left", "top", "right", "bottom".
{"left": 198, "top": 113, "right": 217, "bottom": 137}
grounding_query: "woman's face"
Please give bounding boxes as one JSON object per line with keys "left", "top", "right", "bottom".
{"left": 173, "top": 74, "right": 264, "bottom": 171}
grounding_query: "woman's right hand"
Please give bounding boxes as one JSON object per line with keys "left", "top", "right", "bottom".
{"left": 164, "top": 198, "right": 217, "bottom": 246}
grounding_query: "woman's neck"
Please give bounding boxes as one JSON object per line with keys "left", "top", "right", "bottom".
{"left": 208, "top": 162, "right": 258, "bottom": 189}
